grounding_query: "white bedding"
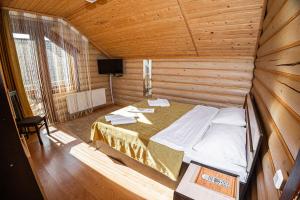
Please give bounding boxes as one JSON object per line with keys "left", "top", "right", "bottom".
{"left": 150, "top": 105, "right": 219, "bottom": 151}
{"left": 193, "top": 124, "right": 247, "bottom": 168}
{"left": 150, "top": 104, "right": 249, "bottom": 183}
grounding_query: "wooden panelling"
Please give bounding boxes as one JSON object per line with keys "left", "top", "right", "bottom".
{"left": 112, "top": 60, "right": 144, "bottom": 106}
{"left": 67, "top": 0, "right": 196, "bottom": 58}
{"left": 152, "top": 58, "right": 254, "bottom": 107}
{"left": 0, "top": 0, "right": 88, "bottom": 18}
{"left": 1, "top": 0, "right": 265, "bottom": 58}
{"left": 179, "top": 0, "right": 264, "bottom": 57}
{"left": 250, "top": 1, "right": 300, "bottom": 199}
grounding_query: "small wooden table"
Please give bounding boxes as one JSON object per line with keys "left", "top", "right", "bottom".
{"left": 174, "top": 162, "right": 239, "bottom": 200}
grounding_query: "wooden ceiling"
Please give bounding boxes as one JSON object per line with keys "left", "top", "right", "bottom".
{"left": 1, "top": 0, "right": 265, "bottom": 58}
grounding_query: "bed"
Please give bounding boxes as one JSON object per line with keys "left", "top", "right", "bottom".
{"left": 90, "top": 94, "right": 262, "bottom": 191}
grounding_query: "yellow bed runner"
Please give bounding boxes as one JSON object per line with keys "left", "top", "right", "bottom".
{"left": 90, "top": 100, "right": 194, "bottom": 180}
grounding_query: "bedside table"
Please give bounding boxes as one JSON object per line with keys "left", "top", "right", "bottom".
{"left": 174, "top": 162, "right": 240, "bottom": 200}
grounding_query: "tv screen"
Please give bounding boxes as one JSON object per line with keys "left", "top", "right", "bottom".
{"left": 98, "top": 59, "right": 123, "bottom": 74}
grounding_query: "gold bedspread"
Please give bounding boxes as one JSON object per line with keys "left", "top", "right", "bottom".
{"left": 90, "top": 100, "right": 195, "bottom": 180}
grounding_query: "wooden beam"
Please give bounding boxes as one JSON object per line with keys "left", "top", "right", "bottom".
{"left": 176, "top": 0, "right": 199, "bottom": 56}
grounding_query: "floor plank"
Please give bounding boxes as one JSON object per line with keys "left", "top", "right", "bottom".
{"left": 26, "top": 105, "right": 178, "bottom": 200}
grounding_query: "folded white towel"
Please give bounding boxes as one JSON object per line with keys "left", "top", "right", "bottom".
{"left": 105, "top": 114, "right": 125, "bottom": 122}
{"left": 105, "top": 114, "right": 137, "bottom": 125}
{"left": 158, "top": 99, "right": 170, "bottom": 107}
{"left": 127, "top": 108, "right": 155, "bottom": 113}
{"left": 148, "top": 99, "right": 170, "bottom": 107}
{"left": 111, "top": 117, "right": 137, "bottom": 125}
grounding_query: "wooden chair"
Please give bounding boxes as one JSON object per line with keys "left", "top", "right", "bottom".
{"left": 9, "top": 91, "right": 50, "bottom": 145}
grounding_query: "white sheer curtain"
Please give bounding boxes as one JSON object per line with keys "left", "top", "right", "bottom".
{"left": 13, "top": 33, "right": 45, "bottom": 116}
{"left": 9, "top": 11, "right": 92, "bottom": 123}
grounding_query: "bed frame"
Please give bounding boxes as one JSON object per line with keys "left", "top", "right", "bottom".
{"left": 96, "top": 93, "right": 263, "bottom": 198}
{"left": 182, "top": 94, "right": 263, "bottom": 199}
{"left": 240, "top": 93, "right": 263, "bottom": 198}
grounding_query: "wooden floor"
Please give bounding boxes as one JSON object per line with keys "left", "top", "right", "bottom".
{"left": 26, "top": 105, "right": 182, "bottom": 200}
{"left": 56, "top": 105, "right": 122, "bottom": 142}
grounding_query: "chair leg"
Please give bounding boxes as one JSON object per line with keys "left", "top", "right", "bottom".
{"left": 24, "top": 127, "right": 29, "bottom": 139}
{"left": 44, "top": 118, "right": 50, "bottom": 135}
{"left": 35, "top": 125, "right": 43, "bottom": 145}
{"left": 19, "top": 126, "right": 29, "bottom": 139}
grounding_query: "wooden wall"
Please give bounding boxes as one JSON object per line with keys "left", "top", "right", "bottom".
{"left": 112, "top": 60, "right": 144, "bottom": 106}
{"left": 112, "top": 58, "right": 254, "bottom": 108}
{"left": 248, "top": 0, "right": 300, "bottom": 199}
{"left": 151, "top": 58, "right": 254, "bottom": 107}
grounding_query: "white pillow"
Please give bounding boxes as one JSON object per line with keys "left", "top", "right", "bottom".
{"left": 193, "top": 124, "right": 247, "bottom": 168}
{"left": 212, "top": 107, "right": 246, "bottom": 126}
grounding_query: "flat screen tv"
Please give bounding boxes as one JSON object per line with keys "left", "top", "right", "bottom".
{"left": 97, "top": 59, "right": 123, "bottom": 74}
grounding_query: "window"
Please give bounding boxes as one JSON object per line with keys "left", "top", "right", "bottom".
{"left": 13, "top": 33, "right": 37, "bottom": 89}
{"left": 44, "top": 37, "right": 75, "bottom": 92}
{"left": 13, "top": 33, "right": 45, "bottom": 116}
{"left": 10, "top": 11, "right": 91, "bottom": 123}
{"left": 143, "top": 60, "right": 152, "bottom": 97}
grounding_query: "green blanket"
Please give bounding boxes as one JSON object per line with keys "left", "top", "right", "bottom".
{"left": 91, "top": 100, "right": 194, "bottom": 180}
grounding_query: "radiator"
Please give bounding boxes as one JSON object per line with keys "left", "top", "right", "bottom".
{"left": 66, "top": 88, "right": 106, "bottom": 114}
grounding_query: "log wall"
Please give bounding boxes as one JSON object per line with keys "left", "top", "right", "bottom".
{"left": 151, "top": 58, "right": 254, "bottom": 107}
{"left": 112, "top": 59, "right": 144, "bottom": 106}
{"left": 112, "top": 58, "right": 255, "bottom": 107}
{"left": 248, "top": 0, "right": 300, "bottom": 199}
{"left": 89, "top": 44, "right": 112, "bottom": 104}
